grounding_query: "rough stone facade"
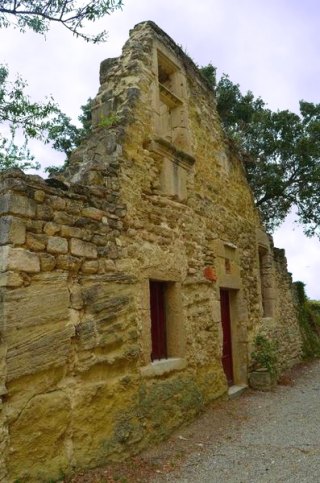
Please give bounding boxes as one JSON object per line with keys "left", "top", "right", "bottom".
{"left": 0, "top": 22, "right": 302, "bottom": 482}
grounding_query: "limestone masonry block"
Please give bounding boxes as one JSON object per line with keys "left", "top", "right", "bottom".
{"left": 0, "top": 246, "right": 40, "bottom": 273}
{"left": 43, "top": 222, "right": 60, "bottom": 236}
{"left": 60, "top": 225, "right": 87, "bottom": 239}
{"left": 81, "top": 260, "right": 99, "bottom": 273}
{"left": 0, "top": 271, "right": 24, "bottom": 287}
{"left": 56, "top": 254, "right": 82, "bottom": 272}
{"left": 0, "top": 193, "right": 36, "bottom": 218}
{"left": 3, "top": 273, "right": 69, "bottom": 330}
{"left": 39, "top": 253, "right": 56, "bottom": 271}
{"left": 37, "top": 204, "right": 53, "bottom": 220}
{"left": 0, "top": 216, "right": 26, "bottom": 245}
{"left": 81, "top": 207, "right": 105, "bottom": 220}
{"left": 50, "top": 196, "right": 66, "bottom": 210}
{"left": 53, "top": 211, "right": 74, "bottom": 225}
{"left": 26, "top": 233, "right": 47, "bottom": 251}
{"left": 34, "top": 190, "right": 45, "bottom": 202}
{"left": 47, "top": 236, "right": 68, "bottom": 254}
{"left": 70, "top": 238, "right": 98, "bottom": 259}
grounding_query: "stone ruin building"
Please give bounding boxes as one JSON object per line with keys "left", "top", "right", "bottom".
{"left": 0, "top": 21, "right": 303, "bottom": 482}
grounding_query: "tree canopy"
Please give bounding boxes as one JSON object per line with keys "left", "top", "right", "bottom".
{"left": 200, "top": 65, "right": 320, "bottom": 238}
{"left": 0, "top": 0, "right": 123, "bottom": 43}
{"left": 0, "top": 1, "right": 120, "bottom": 172}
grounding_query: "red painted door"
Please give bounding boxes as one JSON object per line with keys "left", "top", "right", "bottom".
{"left": 150, "top": 281, "right": 167, "bottom": 361}
{"left": 220, "top": 289, "right": 234, "bottom": 385}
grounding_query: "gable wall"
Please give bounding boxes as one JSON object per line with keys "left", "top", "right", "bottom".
{"left": 0, "top": 21, "right": 302, "bottom": 482}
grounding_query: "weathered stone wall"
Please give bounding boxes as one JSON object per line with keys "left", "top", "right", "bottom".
{"left": 267, "top": 247, "right": 302, "bottom": 370}
{"left": 0, "top": 21, "right": 302, "bottom": 482}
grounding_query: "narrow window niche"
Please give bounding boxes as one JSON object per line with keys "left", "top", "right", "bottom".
{"left": 156, "top": 50, "right": 191, "bottom": 152}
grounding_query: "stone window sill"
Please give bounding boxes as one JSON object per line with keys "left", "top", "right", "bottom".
{"left": 140, "top": 358, "right": 187, "bottom": 378}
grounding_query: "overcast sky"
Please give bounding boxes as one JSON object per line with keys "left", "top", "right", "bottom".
{"left": 0, "top": 0, "right": 319, "bottom": 299}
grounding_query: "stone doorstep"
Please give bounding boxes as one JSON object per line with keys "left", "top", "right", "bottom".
{"left": 228, "top": 385, "right": 248, "bottom": 400}
{"left": 140, "top": 357, "right": 187, "bottom": 378}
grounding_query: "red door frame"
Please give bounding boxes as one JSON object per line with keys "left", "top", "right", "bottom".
{"left": 220, "top": 289, "right": 234, "bottom": 385}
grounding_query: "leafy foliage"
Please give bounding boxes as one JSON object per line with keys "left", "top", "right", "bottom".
{"left": 200, "top": 65, "right": 320, "bottom": 237}
{"left": 97, "top": 112, "right": 119, "bottom": 128}
{"left": 0, "top": 0, "right": 123, "bottom": 43}
{"left": 0, "top": 64, "right": 93, "bottom": 172}
{"left": 0, "top": 64, "right": 57, "bottom": 170}
{"left": 0, "top": 0, "right": 119, "bottom": 172}
{"left": 45, "top": 97, "right": 93, "bottom": 175}
{"left": 294, "top": 281, "right": 320, "bottom": 358}
{"left": 251, "top": 334, "right": 278, "bottom": 377}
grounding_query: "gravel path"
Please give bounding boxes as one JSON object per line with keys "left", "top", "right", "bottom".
{"left": 155, "top": 360, "right": 320, "bottom": 483}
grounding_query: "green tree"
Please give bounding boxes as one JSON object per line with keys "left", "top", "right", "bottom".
{"left": 0, "top": 0, "right": 123, "bottom": 43}
{"left": 45, "top": 97, "right": 93, "bottom": 175}
{"left": 0, "top": 1, "right": 121, "bottom": 171}
{"left": 200, "top": 65, "right": 320, "bottom": 238}
{"left": 294, "top": 281, "right": 320, "bottom": 358}
{"left": 0, "top": 64, "right": 59, "bottom": 170}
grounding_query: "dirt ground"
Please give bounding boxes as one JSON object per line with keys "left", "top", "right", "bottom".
{"left": 65, "top": 360, "right": 317, "bottom": 483}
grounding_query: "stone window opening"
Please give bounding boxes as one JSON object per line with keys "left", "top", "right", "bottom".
{"left": 150, "top": 280, "right": 167, "bottom": 361}
{"left": 148, "top": 280, "right": 185, "bottom": 362}
{"left": 156, "top": 50, "right": 190, "bottom": 152}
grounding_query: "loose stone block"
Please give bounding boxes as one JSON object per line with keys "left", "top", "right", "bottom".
{"left": 70, "top": 238, "right": 97, "bottom": 259}
{"left": 0, "top": 246, "right": 40, "bottom": 273}
{"left": 0, "top": 216, "right": 26, "bottom": 245}
{"left": 47, "top": 236, "right": 68, "bottom": 254}
{"left": 0, "top": 193, "right": 36, "bottom": 218}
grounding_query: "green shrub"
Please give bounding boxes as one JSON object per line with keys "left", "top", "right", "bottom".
{"left": 251, "top": 335, "right": 278, "bottom": 377}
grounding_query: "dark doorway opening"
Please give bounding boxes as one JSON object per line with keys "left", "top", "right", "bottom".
{"left": 220, "top": 289, "right": 234, "bottom": 385}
